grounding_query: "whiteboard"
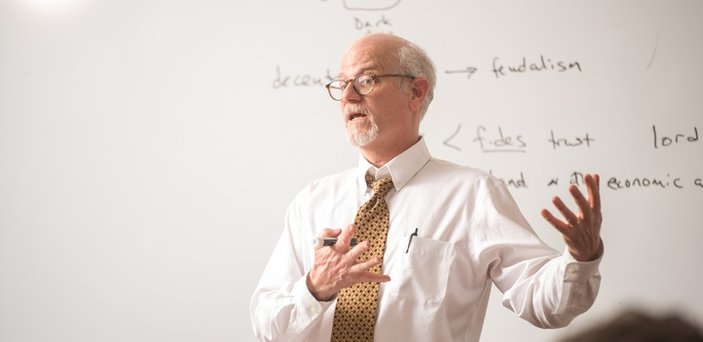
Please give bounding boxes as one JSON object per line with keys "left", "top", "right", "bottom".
{"left": 1, "top": 0, "right": 701, "bottom": 341}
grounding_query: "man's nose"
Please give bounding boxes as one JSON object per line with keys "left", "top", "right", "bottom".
{"left": 341, "top": 83, "right": 362, "bottom": 102}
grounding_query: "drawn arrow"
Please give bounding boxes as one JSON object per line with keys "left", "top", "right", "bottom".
{"left": 445, "top": 67, "right": 478, "bottom": 79}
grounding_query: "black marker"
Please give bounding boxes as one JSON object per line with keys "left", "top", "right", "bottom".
{"left": 312, "top": 237, "right": 358, "bottom": 249}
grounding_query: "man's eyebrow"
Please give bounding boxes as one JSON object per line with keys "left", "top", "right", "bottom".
{"left": 337, "top": 64, "right": 380, "bottom": 79}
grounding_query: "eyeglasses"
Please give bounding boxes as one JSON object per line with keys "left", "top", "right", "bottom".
{"left": 325, "top": 74, "right": 415, "bottom": 101}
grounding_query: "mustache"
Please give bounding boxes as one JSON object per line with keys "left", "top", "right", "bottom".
{"left": 344, "top": 104, "right": 371, "bottom": 116}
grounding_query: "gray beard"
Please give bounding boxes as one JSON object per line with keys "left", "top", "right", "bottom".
{"left": 346, "top": 121, "right": 379, "bottom": 147}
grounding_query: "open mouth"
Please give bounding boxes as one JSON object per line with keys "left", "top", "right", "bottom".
{"left": 348, "top": 113, "right": 367, "bottom": 121}
{"left": 345, "top": 105, "right": 370, "bottom": 122}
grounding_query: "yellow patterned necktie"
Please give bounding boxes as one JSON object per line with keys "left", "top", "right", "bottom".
{"left": 331, "top": 174, "right": 394, "bottom": 342}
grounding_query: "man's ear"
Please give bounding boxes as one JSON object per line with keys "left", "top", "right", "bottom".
{"left": 408, "top": 77, "right": 429, "bottom": 112}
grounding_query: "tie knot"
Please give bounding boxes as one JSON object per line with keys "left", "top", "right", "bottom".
{"left": 365, "top": 174, "right": 394, "bottom": 197}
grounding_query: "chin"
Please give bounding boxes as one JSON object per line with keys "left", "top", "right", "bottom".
{"left": 346, "top": 126, "right": 379, "bottom": 147}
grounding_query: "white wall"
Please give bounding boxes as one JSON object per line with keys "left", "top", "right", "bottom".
{"left": 1, "top": 0, "right": 701, "bottom": 341}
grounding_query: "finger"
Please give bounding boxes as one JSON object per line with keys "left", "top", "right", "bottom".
{"left": 319, "top": 228, "right": 342, "bottom": 238}
{"left": 345, "top": 240, "right": 371, "bottom": 261}
{"left": 585, "top": 174, "right": 602, "bottom": 213}
{"left": 338, "top": 224, "right": 356, "bottom": 242}
{"left": 552, "top": 196, "right": 579, "bottom": 226}
{"left": 541, "top": 208, "right": 570, "bottom": 235}
{"left": 352, "top": 255, "right": 383, "bottom": 273}
{"left": 336, "top": 224, "right": 357, "bottom": 249}
{"left": 350, "top": 256, "right": 390, "bottom": 281}
{"left": 358, "top": 272, "right": 391, "bottom": 283}
{"left": 593, "top": 174, "right": 600, "bottom": 189}
{"left": 568, "top": 185, "right": 591, "bottom": 221}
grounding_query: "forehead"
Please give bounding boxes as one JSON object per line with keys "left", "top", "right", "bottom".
{"left": 338, "top": 41, "right": 394, "bottom": 78}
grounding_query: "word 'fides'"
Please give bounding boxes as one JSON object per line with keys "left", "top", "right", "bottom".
{"left": 443, "top": 124, "right": 593, "bottom": 153}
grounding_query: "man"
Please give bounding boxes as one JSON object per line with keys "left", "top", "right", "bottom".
{"left": 251, "top": 33, "right": 603, "bottom": 342}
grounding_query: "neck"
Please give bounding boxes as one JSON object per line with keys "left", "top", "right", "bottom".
{"left": 360, "top": 136, "right": 420, "bottom": 167}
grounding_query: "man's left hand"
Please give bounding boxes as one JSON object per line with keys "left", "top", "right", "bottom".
{"left": 541, "top": 173, "right": 603, "bottom": 262}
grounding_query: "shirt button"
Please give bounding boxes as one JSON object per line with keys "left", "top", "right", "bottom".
{"left": 564, "top": 266, "right": 578, "bottom": 280}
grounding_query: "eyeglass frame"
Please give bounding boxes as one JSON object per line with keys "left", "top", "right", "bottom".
{"left": 325, "top": 74, "right": 416, "bottom": 101}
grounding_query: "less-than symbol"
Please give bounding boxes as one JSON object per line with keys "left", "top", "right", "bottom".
{"left": 444, "top": 124, "right": 462, "bottom": 151}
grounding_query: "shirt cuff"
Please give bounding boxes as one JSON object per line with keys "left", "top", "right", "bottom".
{"left": 561, "top": 242, "right": 603, "bottom": 283}
{"left": 292, "top": 275, "right": 334, "bottom": 320}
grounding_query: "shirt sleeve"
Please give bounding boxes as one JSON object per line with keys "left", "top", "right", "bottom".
{"left": 472, "top": 178, "right": 602, "bottom": 328}
{"left": 249, "top": 203, "right": 334, "bottom": 342}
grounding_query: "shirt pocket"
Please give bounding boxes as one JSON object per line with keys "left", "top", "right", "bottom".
{"left": 387, "top": 236, "right": 454, "bottom": 305}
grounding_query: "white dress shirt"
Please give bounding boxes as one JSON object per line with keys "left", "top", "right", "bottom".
{"left": 250, "top": 138, "right": 601, "bottom": 342}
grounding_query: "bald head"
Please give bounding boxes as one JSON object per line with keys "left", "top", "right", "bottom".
{"left": 341, "top": 33, "right": 436, "bottom": 119}
{"left": 344, "top": 34, "right": 406, "bottom": 69}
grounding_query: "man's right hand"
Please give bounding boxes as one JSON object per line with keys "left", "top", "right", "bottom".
{"left": 306, "top": 224, "right": 391, "bottom": 301}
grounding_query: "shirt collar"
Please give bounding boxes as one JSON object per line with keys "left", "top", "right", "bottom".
{"left": 356, "top": 137, "right": 431, "bottom": 192}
